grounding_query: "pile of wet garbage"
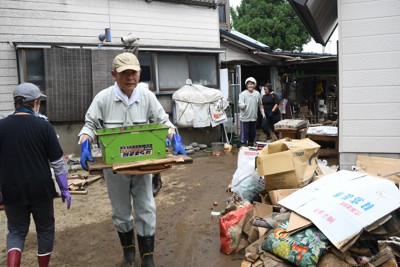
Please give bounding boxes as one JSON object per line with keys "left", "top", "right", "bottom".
{"left": 218, "top": 138, "right": 400, "bottom": 267}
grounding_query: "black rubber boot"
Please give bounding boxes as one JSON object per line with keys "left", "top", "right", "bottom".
{"left": 137, "top": 235, "right": 155, "bottom": 267}
{"left": 118, "top": 230, "right": 135, "bottom": 267}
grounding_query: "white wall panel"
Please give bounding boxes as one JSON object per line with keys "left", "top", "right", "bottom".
{"left": 341, "top": 34, "right": 400, "bottom": 55}
{"left": 342, "top": 86, "right": 400, "bottom": 104}
{"left": 342, "top": 137, "right": 400, "bottom": 153}
{"left": 338, "top": 0, "right": 400, "bottom": 158}
{"left": 0, "top": 44, "right": 18, "bottom": 114}
{"left": 340, "top": 119, "right": 400, "bottom": 138}
{"left": 341, "top": 0, "right": 400, "bottom": 21}
{"left": 342, "top": 120, "right": 400, "bottom": 136}
{"left": 341, "top": 17, "right": 400, "bottom": 38}
{"left": 341, "top": 69, "right": 400, "bottom": 87}
{"left": 342, "top": 103, "right": 400, "bottom": 120}
{"left": 342, "top": 52, "right": 400, "bottom": 71}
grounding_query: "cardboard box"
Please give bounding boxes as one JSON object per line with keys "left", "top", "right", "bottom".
{"left": 256, "top": 138, "right": 320, "bottom": 190}
{"left": 268, "top": 189, "right": 299, "bottom": 206}
{"left": 253, "top": 202, "right": 274, "bottom": 237}
{"left": 356, "top": 155, "right": 400, "bottom": 184}
{"left": 279, "top": 170, "right": 400, "bottom": 251}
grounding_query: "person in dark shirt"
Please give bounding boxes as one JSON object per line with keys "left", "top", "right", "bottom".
{"left": 261, "top": 83, "right": 281, "bottom": 140}
{"left": 0, "top": 83, "right": 71, "bottom": 267}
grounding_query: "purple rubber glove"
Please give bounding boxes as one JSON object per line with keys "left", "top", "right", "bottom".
{"left": 80, "top": 139, "right": 94, "bottom": 171}
{"left": 56, "top": 173, "right": 71, "bottom": 209}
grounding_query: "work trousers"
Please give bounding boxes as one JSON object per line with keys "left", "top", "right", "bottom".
{"left": 240, "top": 121, "right": 257, "bottom": 144}
{"left": 103, "top": 168, "right": 156, "bottom": 236}
{"left": 5, "top": 201, "right": 54, "bottom": 254}
{"left": 261, "top": 113, "right": 281, "bottom": 134}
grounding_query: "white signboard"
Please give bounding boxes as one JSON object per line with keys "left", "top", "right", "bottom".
{"left": 279, "top": 170, "right": 400, "bottom": 250}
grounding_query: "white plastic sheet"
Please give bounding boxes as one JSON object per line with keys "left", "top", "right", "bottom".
{"left": 172, "top": 79, "right": 228, "bottom": 128}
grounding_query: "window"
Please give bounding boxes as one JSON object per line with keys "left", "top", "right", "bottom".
{"left": 17, "top": 47, "right": 219, "bottom": 121}
{"left": 20, "top": 49, "right": 46, "bottom": 90}
{"left": 158, "top": 53, "right": 218, "bottom": 91}
{"left": 218, "top": 4, "right": 226, "bottom": 23}
{"left": 18, "top": 47, "right": 93, "bottom": 122}
{"left": 158, "top": 54, "right": 189, "bottom": 91}
{"left": 17, "top": 49, "right": 46, "bottom": 114}
{"left": 138, "top": 52, "right": 155, "bottom": 91}
{"left": 189, "top": 55, "right": 217, "bottom": 87}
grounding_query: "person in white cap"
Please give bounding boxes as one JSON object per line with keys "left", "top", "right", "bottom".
{"left": 78, "top": 52, "right": 177, "bottom": 267}
{"left": 0, "top": 82, "right": 71, "bottom": 267}
{"left": 238, "top": 77, "right": 265, "bottom": 146}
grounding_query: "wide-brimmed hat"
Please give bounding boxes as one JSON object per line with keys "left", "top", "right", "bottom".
{"left": 112, "top": 52, "right": 141, "bottom": 73}
{"left": 13, "top": 83, "right": 47, "bottom": 102}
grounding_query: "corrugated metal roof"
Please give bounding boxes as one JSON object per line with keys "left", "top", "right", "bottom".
{"left": 220, "top": 29, "right": 270, "bottom": 52}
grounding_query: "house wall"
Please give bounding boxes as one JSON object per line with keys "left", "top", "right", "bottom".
{"left": 0, "top": 0, "right": 221, "bottom": 154}
{"left": 338, "top": 0, "right": 400, "bottom": 170}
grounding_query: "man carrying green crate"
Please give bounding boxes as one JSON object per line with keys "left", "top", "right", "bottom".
{"left": 78, "top": 52, "right": 185, "bottom": 267}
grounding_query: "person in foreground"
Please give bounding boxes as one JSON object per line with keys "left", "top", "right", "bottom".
{"left": 78, "top": 52, "right": 183, "bottom": 267}
{"left": 238, "top": 77, "right": 265, "bottom": 146}
{"left": 0, "top": 82, "right": 71, "bottom": 267}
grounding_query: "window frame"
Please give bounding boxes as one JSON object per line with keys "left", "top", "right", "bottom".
{"left": 155, "top": 52, "right": 219, "bottom": 93}
{"left": 16, "top": 45, "right": 221, "bottom": 121}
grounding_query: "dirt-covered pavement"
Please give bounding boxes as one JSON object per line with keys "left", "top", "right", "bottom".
{"left": 0, "top": 148, "right": 244, "bottom": 267}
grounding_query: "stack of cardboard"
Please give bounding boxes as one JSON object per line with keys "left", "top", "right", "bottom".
{"left": 226, "top": 139, "right": 400, "bottom": 266}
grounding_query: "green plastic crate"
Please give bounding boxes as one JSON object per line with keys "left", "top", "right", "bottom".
{"left": 95, "top": 123, "right": 169, "bottom": 164}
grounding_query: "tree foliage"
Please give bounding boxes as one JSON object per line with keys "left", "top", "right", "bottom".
{"left": 231, "top": 0, "right": 311, "bottom": 51}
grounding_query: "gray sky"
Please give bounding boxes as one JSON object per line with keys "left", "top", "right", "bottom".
{"left": 230, "top": 0, "right": 241, "bottom": 8}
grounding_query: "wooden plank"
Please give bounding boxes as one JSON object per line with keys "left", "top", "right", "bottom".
{"left": 70, "top": 190, "right": 88, "bottom": 195}
{"left": 87, "top": 154, "right": 193, "bottom": 175}
{"left": 356, "top": 155, "right": 400, "bottom": 184}
{"left": 85, "top": 175, "right": 103, "bottom": 184}
{"left": 116, "top": 165, "right": 172, "bottom": 175}
{"left": 112, "top": 155, "right": 187, "bottom": 171}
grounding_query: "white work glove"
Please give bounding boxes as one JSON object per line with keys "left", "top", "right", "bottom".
{"left": 262, "top": 112, "right": 266, "bottom": 119}
{"left": 239, "top": 103, "right": 246, "bottom": 110}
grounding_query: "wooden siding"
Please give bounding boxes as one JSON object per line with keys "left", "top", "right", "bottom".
{"left": 0, "top": 0, "right": 220, "bottom": 115}
{"left": 338, "top": 0, "right": 400, "bottom": 155}
{"left": 0, "top": 44, "right": 17, "bottom": 114}
{"left": 0, "top": 0, "right": 219, "bottom": 46}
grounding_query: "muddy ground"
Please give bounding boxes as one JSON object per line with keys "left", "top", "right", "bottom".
{"left": 0, "top": 148, "right": 244, "bottom": 267}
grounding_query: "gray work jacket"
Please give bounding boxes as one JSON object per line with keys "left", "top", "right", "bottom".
{"left": 78, "top": 82, "right": 174, "bottom": 143}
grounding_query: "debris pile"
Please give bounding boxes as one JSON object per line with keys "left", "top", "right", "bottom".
{"left": 219, "top": 139, "right": 400, "bottom": 267}
{"left": 58, "top": 154, "right": 103, "bottom": 195}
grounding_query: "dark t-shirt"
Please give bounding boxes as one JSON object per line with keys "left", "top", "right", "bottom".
{"left": 262, "top": 93, "right": 280, "bottom": 112}
{"left": 0, "top": 114, "right": 63, "bottom": 206}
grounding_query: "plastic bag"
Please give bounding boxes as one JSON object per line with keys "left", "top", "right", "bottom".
{"left": 220, "top": 205, "right": 254, "bottom": 255}
{"left": 231, "top": 168, "right": 264, "bottom": 202}
{"left": 231, "top": 147, "right": 264, "bottom": 202}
